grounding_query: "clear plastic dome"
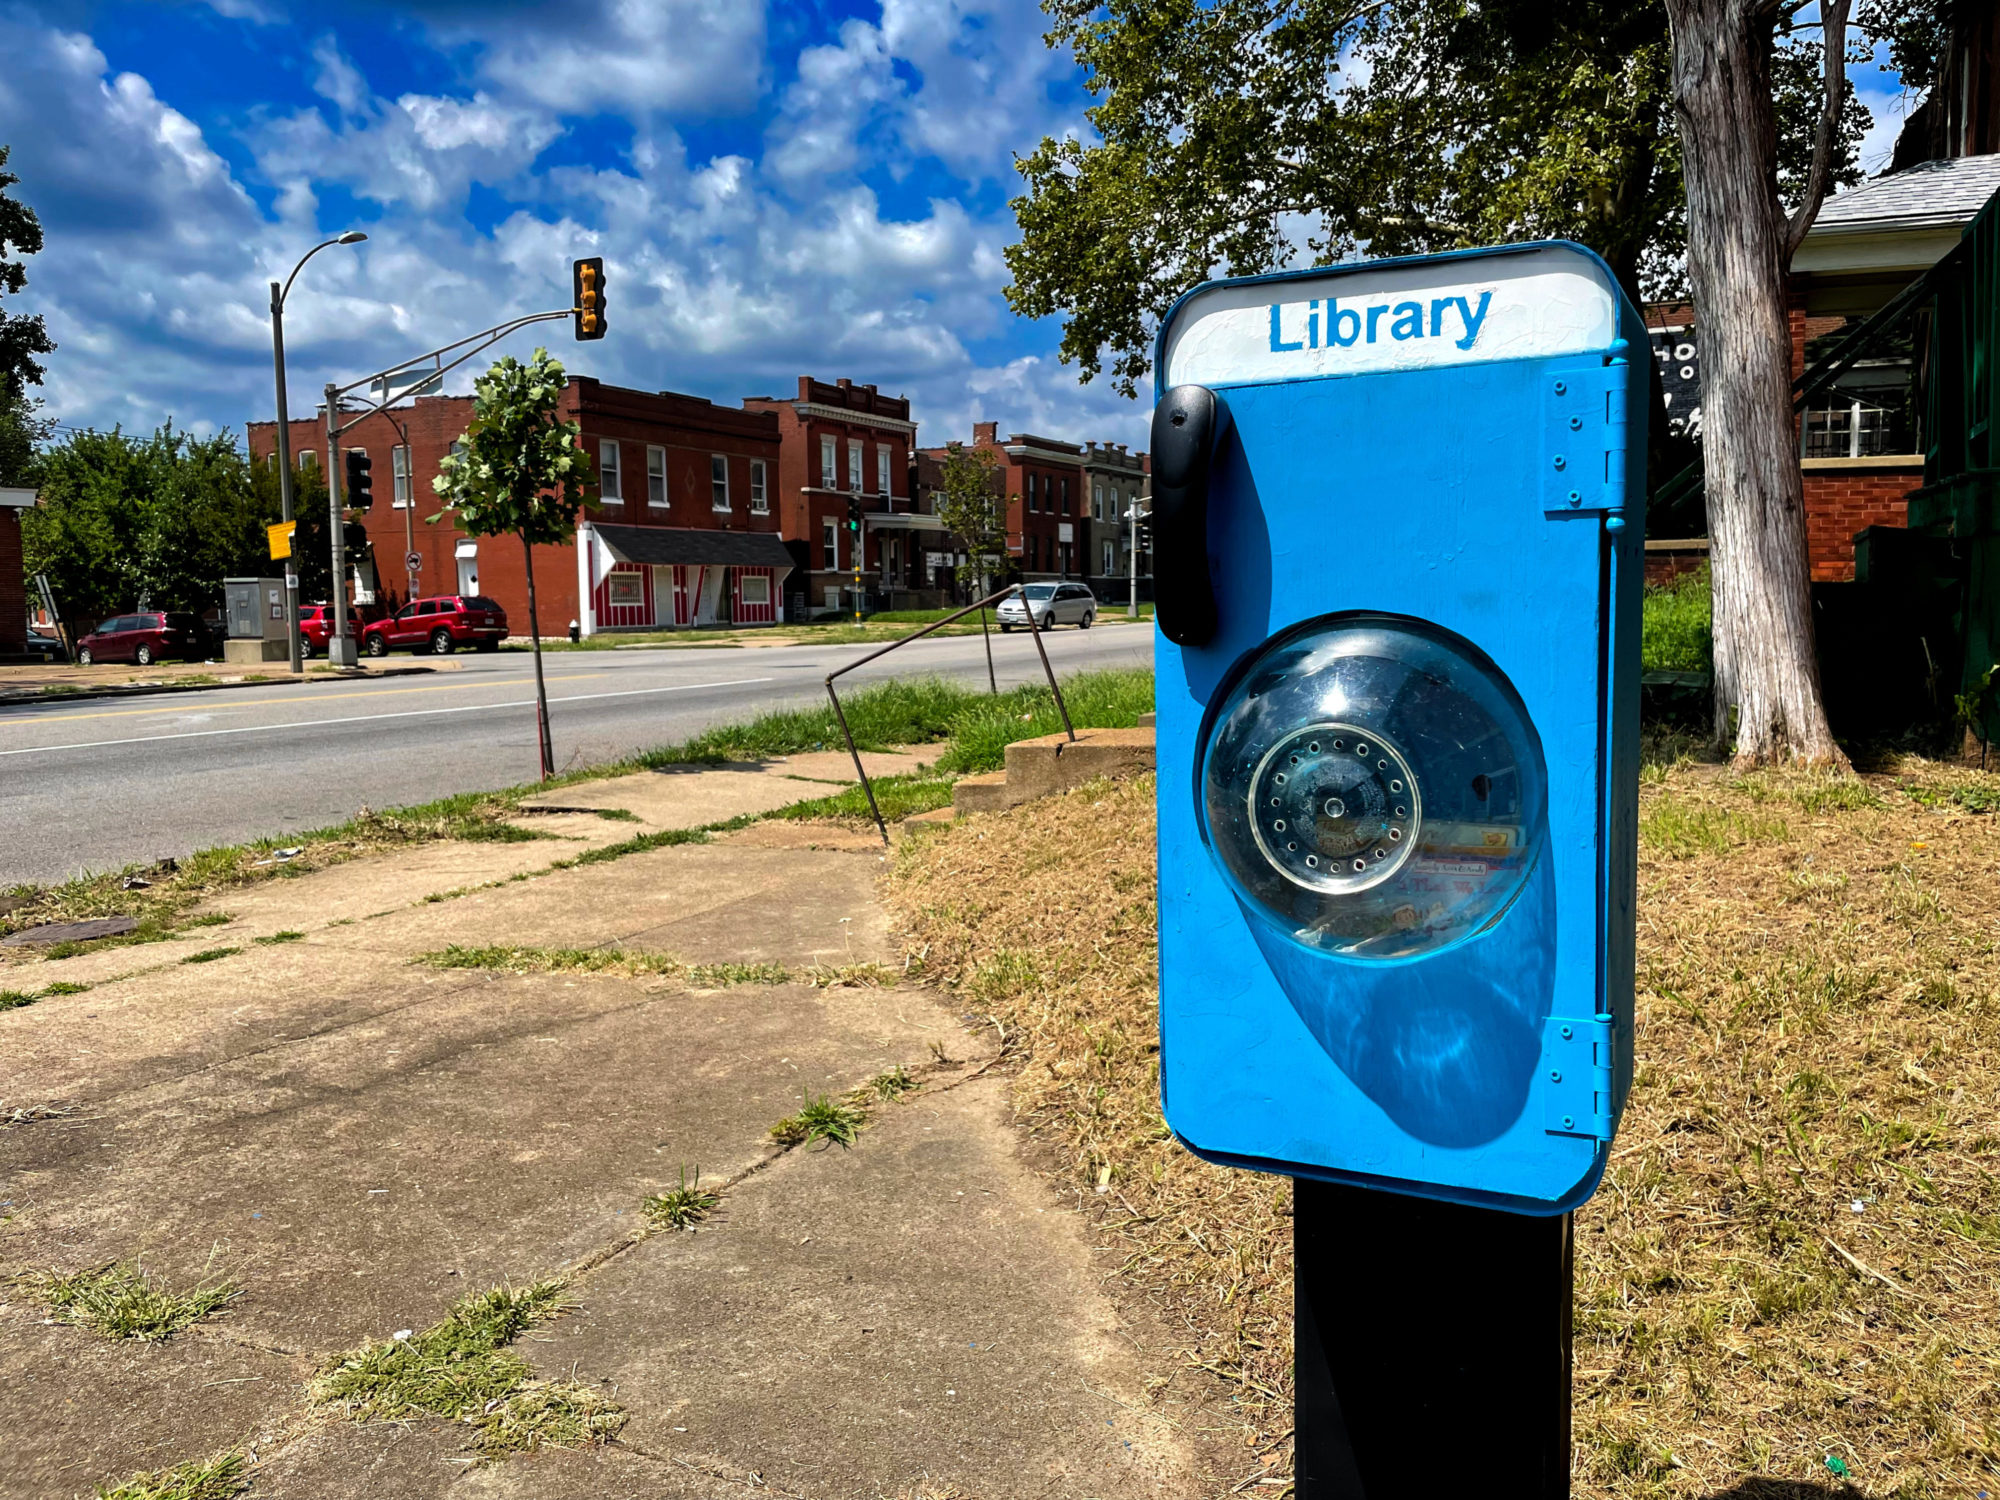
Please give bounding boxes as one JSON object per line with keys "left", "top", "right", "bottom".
{"left": 1199, "top": 614, "right": 1547, "bottom": 960}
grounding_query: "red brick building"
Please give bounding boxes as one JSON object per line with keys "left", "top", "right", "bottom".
{"left": 248, "top": 377, "right": 791, "bottom": 639}
{"left": 0, "top": 486, "right": 28, "bottom": 657}
{"left": 740, "top": 377, "right": 919, "bottom": 617}
{"left": 953, "top": 422, "right": 1087, "bottom": 580}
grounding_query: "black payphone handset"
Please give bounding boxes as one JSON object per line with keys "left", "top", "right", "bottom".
{"left": 1149, "top": 383, "right": 1225, "bottom": 647}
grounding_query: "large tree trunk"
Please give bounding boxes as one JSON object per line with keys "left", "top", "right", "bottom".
{"left": 1663, "top": 0, "right": 1846, "bottom": 767}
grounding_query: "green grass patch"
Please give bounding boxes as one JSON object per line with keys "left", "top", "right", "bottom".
{"left": 805, "top": 961, "right": 900, "bottom": 988}
{"left": 685, "top": 961, "right": 790, "bottom": 986}
{"left": 642, "top": 1167, "right": 720, "bottom": 1231}
{"left": 311, "top": 1281, "right": 567, "bottom": 1422}
{"left": 1642, "top": 566, "right": 1712, "bottom": 676}
{"left": 41, "top": 980, "right": 90, "bottom": 995}
{"left": 769, "top": 1090, "right": 866, "bottom": 1149}
{"left": 865, "top": 1064, "right": 918, "bottom": 1100}
{"left": 1640, "top": 797, "right": 1789, "bottom": 858}
{"left": 560, "top": 825, "right": 713, "bottom": 867}
{"left": 774, "top": 772, "right": 956, "bottom": 823}
{"left": 0, "top": 989, "right": 34, "bottom": 1011}
{"left": 934, "top": 670, "right": 1154, "bottom": 775}
{"left": 93, "top": 1450, "right": 247, "bottom": 1500}
{"left": 254, "top": 930, "right": 305, "bottom": 945}
{"left": 1902, "top": 778, "right": 2000, "bottom": 814}
{"left": 592, "top": 807, "right": 641, "bottom": 822}
{"left": 182, "top": 946, "right": 240, "bottom": 964}
{"left": 417, "top": 944, "right": 679, "bottom": 976}
{"left": 466, "top": 1380, "right": 626, "bottom": 1457}
{"left": 36, "top": 1263, "right": 240, "bottom": 1340}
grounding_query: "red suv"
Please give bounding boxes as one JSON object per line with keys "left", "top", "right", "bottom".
{"left": 362, "top": 595, "right": 509, "bottom": 656}
{"left": 297, "top": 604, "right": 369, "bottom": 658}
{"left": 77, "top": 611, "right": 210, "bottom": 666}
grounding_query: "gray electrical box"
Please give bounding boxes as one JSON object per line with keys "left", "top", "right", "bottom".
{"left": 223, "top": 577, "right": 290, "bottom": 662}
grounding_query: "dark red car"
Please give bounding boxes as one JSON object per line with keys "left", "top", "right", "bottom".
{"left": 76, "top": 611, "right": 210, "bottom": 667}
{"left": 362, "top": 595, "right": 509, "bottom": 656}
{"left": 297, "top": 604, "right": 368, "bottom": 658}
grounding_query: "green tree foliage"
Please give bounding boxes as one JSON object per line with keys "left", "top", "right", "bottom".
{"left": 1006, "top": 0, "right": 1867, "bottom": 398}
{"left": 23, "top": 426, "right": 277, "bottom": 621}
{"left": 932, "top": 441, "right": 1010, "bottom": 593}
{"left": 251, "top": 454, "right": 333, "bottom": 601}
{"left": 431, "top": 347, "right": 595, "bottom": 776}
{"left": 0, "top": 143, "right": 54, "bottom": 401}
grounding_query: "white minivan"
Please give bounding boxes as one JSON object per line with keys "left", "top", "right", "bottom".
{"left": 996, "top": 582, "right": 1097, "bottom": 631}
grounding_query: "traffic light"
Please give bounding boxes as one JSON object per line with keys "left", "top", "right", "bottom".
{"left": 342, "top": 520, "right": 372, "bottom": 562}
{"left": 344, "top": 449, "right": 374, "bottom": 509}
{"left": 573, "top": 256, "right": 607, "bottom": 341}
{"left": 846, "top": 494, "right": 861, "bottom": 534}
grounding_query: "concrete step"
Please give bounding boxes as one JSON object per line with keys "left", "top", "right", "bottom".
{"left": 949, "top": 727, "right": 1156, "bottom": 815}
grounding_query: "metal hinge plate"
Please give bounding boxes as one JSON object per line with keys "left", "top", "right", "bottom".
{"left": 1541, "top": 364, "right": 1629, "bottom": 517}
{"left": 1542, "top": 1014, "right": 1616, "bottom": 1141}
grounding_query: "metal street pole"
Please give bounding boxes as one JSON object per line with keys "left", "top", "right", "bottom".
{"left": 269, "top": 281, "right": 304, "bottom": 673}
{"left": 1127, "top": 497, "right": 1142, "bottom": 618}
{"left": 325, "top": 381, "right": 356, "bottom": 667}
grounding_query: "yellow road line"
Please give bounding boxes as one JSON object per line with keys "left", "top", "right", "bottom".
{"left": 20, "top": 673, "right": 614, "bottom": 725}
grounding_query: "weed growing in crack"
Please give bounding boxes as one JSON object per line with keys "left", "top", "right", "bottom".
{"left": 311, "top": 1280, "right": 624, "bottom": 1459}
{"left": 770, "top": 1090, "right": 866, "bottom": 1149}
{"left": 642, "top": 1166, "right": 720, "bottom": 1231}
{"left": 466, "top": 1379, "right": 626, "bottom": 1457}
{"left": 92, "top": 1449, "right": 246, "bottom": 1500}
{"left": 254, "top": 930, "right": 305, "bottom": 945}
{"left": 805, "top": 961, "right": 899, "bottom": 988}
{"left": 36, "top": 1263, "right": 240, "bottom": 1340}
{"left": 684, "top": 961, "right": 790, "bottom": 986}
{"left": 182, "top": 947, "right": 241, "bottom": 964}
{"left": 417, "top": 944, "right": 679, "bottom": 976}
{"left": 866, "top": 1064, "right": 918, "bottom": 1101}
{"left": 0, "top": 989, "right": 33, "bottom": 1011}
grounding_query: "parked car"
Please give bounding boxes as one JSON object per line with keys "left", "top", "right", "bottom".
{"left": 361, "top": 595, "right": 509, "bottom": 656}
{"left": 995, "top": 582, "right": 1096, "bottom": 632}
{"left": 297, "top": 604, "right": 369, "bottom": 657}
{"left": 75, "top": 611, "right": 210, "bottom": 666}
{"left": 24, "top": 627, "right": 64, "bottom": 661}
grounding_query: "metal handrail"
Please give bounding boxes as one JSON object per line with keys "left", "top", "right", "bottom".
{"left": 826, "top": 584, "right": 1077, "bottom": 844}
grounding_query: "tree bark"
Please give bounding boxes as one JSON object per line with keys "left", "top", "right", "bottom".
{"left": 1663, "top": 0, "right": 1846, "bottom": 767}
{"left": 522, "top": 533, "right": 554, "bottom": 779}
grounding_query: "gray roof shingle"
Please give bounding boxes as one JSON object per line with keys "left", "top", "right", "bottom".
{"left": 1809, "top": 154, "right": 2000, "bottom": 233}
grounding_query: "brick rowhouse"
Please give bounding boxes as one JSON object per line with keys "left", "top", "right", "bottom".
{"left": 0, "top": 488, "right": 28, "bottom": 657}
{"left": 740, "top": 377, "right": 919, "bottom": 617}
{"left": 248, "top": 378, "right": 790, "bottom": 639}
{"left": 949, "top": 422, "right": 1087, "bottom": 580}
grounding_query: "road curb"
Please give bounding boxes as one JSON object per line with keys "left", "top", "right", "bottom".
{"left": 0, "top": 665, "right": 441, "bottom": 710}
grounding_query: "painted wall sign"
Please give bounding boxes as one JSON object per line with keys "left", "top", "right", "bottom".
{"left": 1159, "top": 244, "right": 1621, "bottom": 391}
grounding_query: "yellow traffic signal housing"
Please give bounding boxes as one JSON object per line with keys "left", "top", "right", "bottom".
{"left": 573, "top": 256, "right": 607, "bottom": 341}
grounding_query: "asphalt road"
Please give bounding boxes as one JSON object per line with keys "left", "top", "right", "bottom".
{"left": 0, "top": 624, "right": 1155, "bottom": 885}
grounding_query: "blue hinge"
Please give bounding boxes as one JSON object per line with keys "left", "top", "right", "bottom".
{"left": 1542, "top": 1014, "right": 1615, "bottom": 1141}
{"left": 1542, "top": 361, "right": 1630, "bottom": 519}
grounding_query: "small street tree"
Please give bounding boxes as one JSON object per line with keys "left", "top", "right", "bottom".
{"left": 431, "top": 348, "right": 594, "bottom": 780}
{"left": 932, "top": 441, "right": 1010, "bottom": 597}
{"left": 1, "top": 142, "right": 55, "bottom": 486}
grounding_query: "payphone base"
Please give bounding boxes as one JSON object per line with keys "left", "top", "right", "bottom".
{"left": 1294, "top": 1179, "right": 1573, "bottom": 1499}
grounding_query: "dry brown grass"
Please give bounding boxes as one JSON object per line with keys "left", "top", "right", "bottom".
{"left": 887, "top": 759, "right": 2000, "bottom": 1500}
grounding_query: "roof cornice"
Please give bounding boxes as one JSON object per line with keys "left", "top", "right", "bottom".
{"left": 791, "top": 401, "right": 917, "bottom": 435}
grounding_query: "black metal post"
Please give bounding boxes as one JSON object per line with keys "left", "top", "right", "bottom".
{"left": 1293, "top": 1178, "right": 1573, "bottom": 1499}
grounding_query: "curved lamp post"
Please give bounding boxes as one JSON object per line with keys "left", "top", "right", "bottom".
{"left": 270, "top": 231, "right": 366, "bottom": 672}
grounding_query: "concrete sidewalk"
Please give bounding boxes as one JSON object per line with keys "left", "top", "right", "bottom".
{"left": 0, "top": 759, "right": 1204, "bottom": 1500}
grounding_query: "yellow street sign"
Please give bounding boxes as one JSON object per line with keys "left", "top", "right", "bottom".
{"left": 268, "top": 520, "right": 297, "bottom": 559}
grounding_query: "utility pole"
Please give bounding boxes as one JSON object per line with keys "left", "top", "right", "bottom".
{"left": 1127, "top": 490, "right": 1149, "bottom": 619}
{"left": 324, "top": 382, "right": 356, "bottom": 667}
{"left": 269, "top": 281, "right": 305, "bottom": 673}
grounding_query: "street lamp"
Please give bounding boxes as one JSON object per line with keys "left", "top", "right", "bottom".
{"left": 269, "top": 231, "right": 367, "bottom": 672}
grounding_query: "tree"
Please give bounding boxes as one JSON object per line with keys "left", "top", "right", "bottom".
{"left": 932, "top": 442, "right": 1010, "bottom": 596}
{"left": 0, "top": 144, "right": 54, "bottom": 403}
{"left": 23, "top": 426, "right": 275, "bottom": 622}
{"left": 1007, "top": 0, "right": 1866, "bottom": 764}
{"left": 252, "top": 455, "right": 334, "bottom": 601}
{"left": 431, "top": 348, "right": 595, "bottom": 780}
{"left": 1663, "top": 0, "right": 1851, "bottom": 765}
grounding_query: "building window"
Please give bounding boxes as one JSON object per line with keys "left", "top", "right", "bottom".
{"left": 393, "top": 445, "right": 411, "bottom": 509}
{"left": 599, "top": 440, "right": 621, "bottom": 501}
{"left": 1803, "top": 388, "right": 1915, "bottom": 458}
{"left": 1103, "top": 539, "right": 1114, "bottom": 575}
{"left": 1060, "top": 478, "right": 1069, "bottom": 515}
{"left": 750, "top": 459, "right": 768, "bottom": 513}
{"left": 647, "top": 445, "right": 667, "bottom": 507}
{"left": 298, "top": 449, "right": 316, "bottom": 471}
{"left": 820, "top": 435, "right": 837, "bottom": 487}
{"left": 1093, "top": 482, "right": 1103, "bottom": 521}
{"left": 847, "top": 438, "right": 863, "bottom": 493}
{"left": 608, "top": 572, "right": 644, "bottom": 607}
{"left": 876, "top": 445, "right": 891, "bottom": 496}
{"left": 710, "top": 454, "right": 730, "bottom": 510}
{"left": 740, "top": 573, "right": 770, "bottom": 606}
{"left": 822, "top": 517, "right": 839, "bottom": 569}
{"left": 1027, "top": 475, "right": 1039, "bottom": 513}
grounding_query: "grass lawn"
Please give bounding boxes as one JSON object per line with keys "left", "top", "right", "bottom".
{"left": 1644, "top": 565, "right": 1713, "bottom": 677}
{"left": 888, "top": 749, "right": 2000, "bottom": 1498}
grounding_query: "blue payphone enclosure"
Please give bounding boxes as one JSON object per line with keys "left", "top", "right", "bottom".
{"left": 1155, "top": 242, "right": 1646, "bottom": 1214}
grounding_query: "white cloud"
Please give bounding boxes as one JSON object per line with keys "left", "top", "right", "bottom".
{"left": 0, "top": 7, "right": 1139, "bottom": 460}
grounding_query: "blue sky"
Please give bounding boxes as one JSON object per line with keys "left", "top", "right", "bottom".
{"left": 0, "top": 1, "right": 1916, "bottom": 452}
